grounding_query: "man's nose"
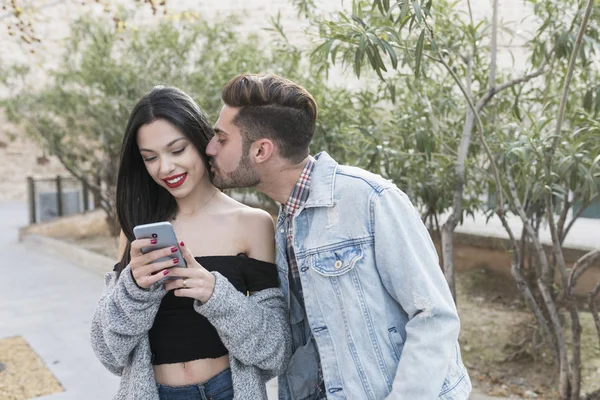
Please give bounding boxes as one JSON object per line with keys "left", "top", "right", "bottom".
{"left": 206, "top": 137, "right": 217, "bottom": 156}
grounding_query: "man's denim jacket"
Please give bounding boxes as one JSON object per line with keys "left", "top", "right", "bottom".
{"left": 276, "top": 152, "right": 471, "bottom": 400}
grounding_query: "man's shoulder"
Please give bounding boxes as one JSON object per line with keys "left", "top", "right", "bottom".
{"left": 334, "top": 164, "right": 396, "bottom": 194}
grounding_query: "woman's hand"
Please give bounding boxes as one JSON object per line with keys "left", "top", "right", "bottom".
{"left": 164, "top": 242, "right": 216, "bottom": 303}
{"left": 129, "top": 239, "right": 180, "bottom": 289}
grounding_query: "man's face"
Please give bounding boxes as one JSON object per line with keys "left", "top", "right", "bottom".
{"left": 206, "top": 105, "right": 261, "bottom": 189}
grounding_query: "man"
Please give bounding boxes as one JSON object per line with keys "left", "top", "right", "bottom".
{"left": 206, "top": 74, "right": 472, "bottom": 400}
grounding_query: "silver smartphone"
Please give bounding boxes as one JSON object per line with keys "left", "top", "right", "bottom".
{"left": 133, "top": 221, "right": 187, "bottom": 273}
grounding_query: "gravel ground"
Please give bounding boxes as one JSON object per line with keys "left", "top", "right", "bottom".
{"left": 0, "top": 336, "right": 63, "bottom": 400}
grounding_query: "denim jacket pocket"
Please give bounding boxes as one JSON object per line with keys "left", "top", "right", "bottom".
{"left": 387, "top": 326, "right": 404, "bottom": 362}
{"left": 311, "top": 245, "right": 363, "bottom": 276}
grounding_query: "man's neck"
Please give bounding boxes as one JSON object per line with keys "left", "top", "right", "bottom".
{"left": 256, "top": 156, "right": 311, "bottom": 205}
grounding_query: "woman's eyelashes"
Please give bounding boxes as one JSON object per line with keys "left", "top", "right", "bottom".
{"left": 142, "top": 155, "right": 157, "bottom": 162}
{"left": 141, "top": 147, "right": 186, "bottom": 163}
{"left": 172, "top": 146, "right": 186, "bottom": 155}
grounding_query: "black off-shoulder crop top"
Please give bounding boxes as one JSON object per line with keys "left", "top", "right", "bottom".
{"left": 148, "top": 254, "right": 279, "bottom": 365}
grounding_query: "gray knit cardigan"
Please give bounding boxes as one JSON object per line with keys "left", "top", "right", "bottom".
{"left": 90, "top": 264, "right": 292, "bottom": 400}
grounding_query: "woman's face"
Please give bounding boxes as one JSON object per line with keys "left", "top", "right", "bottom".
{"left": 137, "top": 119, "right": 208, "bottom": 198}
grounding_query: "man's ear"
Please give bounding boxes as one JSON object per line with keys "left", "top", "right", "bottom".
{"left": 252, "top": 139, "right": 275, "bottom": 164}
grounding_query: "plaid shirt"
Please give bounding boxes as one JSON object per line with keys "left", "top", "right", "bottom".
{"left": 282, "top": 157, "right": 326, "bottom": 399}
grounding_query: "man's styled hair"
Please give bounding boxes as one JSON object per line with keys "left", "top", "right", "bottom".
{"left": 221, "top": 74, "right": 318, "bottom": 163}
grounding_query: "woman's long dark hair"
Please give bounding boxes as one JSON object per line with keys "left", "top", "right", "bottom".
{"left": 115, "top": 86, "right": 213, "bottom": 276}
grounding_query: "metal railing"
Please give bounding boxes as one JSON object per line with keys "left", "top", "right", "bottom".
{"left": 26, "top": 175, "right": 96, "bottom": 224}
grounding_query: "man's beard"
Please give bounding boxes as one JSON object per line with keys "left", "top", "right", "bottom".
{"left": 211, "top": 151, "right": 260, "bottom": 190}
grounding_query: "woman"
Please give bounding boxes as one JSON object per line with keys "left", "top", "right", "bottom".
{"left": 90, "top": 86, "right": 291, "bottom": 400}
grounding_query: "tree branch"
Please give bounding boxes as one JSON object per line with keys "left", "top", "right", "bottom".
{"left": 589, "top": 279, "right": 600, "bottom": 348}
{"left": 568, "top": 249, "right": 600, "bottom": 295}
{"left": 546, "top": 192, "right": 582, "bottom": 399}
{"left": 562, "top": 193, "right": 600, "bottom": 242}
{"left": 507, "top": 168, "right": 568, "bottom": 386}
{"left": 475, "top": 66, "right": 548, "bottom": 112}
{"left": 501, "top": 212, "right": 559, "bottom": 361}
{"left": 556, "top": 186, "right": 571, "bottom": 242}
{"left": 488, "top": 0, "right": 498, "bottom": 92}
{"left": 0, "top": 0, "right": 67, "bottom": 21}
{"left": 549, "top": 0, "right": 595, "bottom": 158}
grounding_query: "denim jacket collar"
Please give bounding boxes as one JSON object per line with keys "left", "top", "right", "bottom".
{"left": 303, "top": 151, "right": 338, "bottom": 209}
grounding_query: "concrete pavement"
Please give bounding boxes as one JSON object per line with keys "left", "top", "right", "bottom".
{"left": 0, "top": 202, "right": 119, "bottom": 399}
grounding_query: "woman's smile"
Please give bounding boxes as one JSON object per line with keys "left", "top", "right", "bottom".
{"left": 163, "top": 172, "right": 187, "bottom": 188}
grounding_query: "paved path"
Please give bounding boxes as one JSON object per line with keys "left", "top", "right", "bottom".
{"left": 0, "top": 202, "right": 119, "bottom": 399}
{"left": 0, "top": 201, "right": 513, "bottom": 400}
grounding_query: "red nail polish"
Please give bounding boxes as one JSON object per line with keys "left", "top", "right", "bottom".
{"left": 172, "top": 258, "right": 179, "bottom": 264}
{"left": 150, "top": 239, "right": 157, "bottom": 245}
{"left": 170, "top": 246, "right": 177, "bottom": 253}
{"left": 163, "top": 270, "right": 169, "bottom": 276}
{"left": 180, "top": 241, "right": 185, "bottom": 247}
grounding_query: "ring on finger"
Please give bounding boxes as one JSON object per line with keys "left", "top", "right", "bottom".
{"left": 182, "top": 279, "right": 187, "bottom": 288}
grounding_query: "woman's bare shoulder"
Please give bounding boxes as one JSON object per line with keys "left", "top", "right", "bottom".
{"left": 215, "top": 195, "right": 276, "bottom": 262}
{"left": 218, "top": 192, "right": 275, "bottom": 225}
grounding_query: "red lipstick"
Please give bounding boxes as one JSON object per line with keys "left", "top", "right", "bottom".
{"left": 162, "top": 173, "right": 187, "bottom": 189}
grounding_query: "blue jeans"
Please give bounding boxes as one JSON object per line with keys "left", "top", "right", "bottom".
{"left": 157, "top": 368, "right": 233, "bottom": 400}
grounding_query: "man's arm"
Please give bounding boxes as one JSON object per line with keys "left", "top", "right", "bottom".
{"left": 373, "top": 187, "right": 460, "bottom": 399}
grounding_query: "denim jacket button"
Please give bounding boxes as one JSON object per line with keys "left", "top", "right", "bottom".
{"left": 334, "top": 260, "right": 343, "bottom": 269}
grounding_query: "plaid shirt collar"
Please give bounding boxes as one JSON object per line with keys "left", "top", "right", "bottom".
{"left": 283, "top": 156, "right": 315, "bottom": 217}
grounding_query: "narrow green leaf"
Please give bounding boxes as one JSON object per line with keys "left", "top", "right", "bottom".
{"left": 382, "top": 40, "right": 398, "bottom": 69}
{"left": 383, "top": 27, "right": 401, "bottom": 43}
{"left": 385, "top": 1, "right": 402, "bottom": 19}
{"left": 352, "top": 15, "right": 367, "bottom": 28}
{"left": 584, "top": 89, "right": 594, "bottom": 112}
{"left": 330, "top": 44, "right": 340, "bottom": 66}
{"left": 355, "top": 35, "right": 366, "bottom": 78}
{"left": 430, "top": 37, "right": 438, "bottom": 53}
{"left": 359, "top": 33, "right": 367, "bottom": 59}
{"left": 373, "top": 46, "right": 388, "bottom": 72}
{"left": 367, "top": 47, "right": 386, "bottom": 81}
{"left": 366, "top": 32, "right": 384, "bottom": 48}
{"left": 354, "top": 50, "right": 362, "bottom": 78}
{"left": 595, "top": 86, "right": 600, "bottom": 115}
{"left": 382, "top": 0, "right": 390, "bottom": 13}
{"left": 413, "top": 0, "right": 423, "bottom": 24}
{"left": 415, "top": 29, "right": 425, "bottom": 77}
{"left": 400, "top": 1, "right": 410, "bottom": 23}
{"left": 424, "top": 0, "right": 433, "bottom": 16}
{"left": 373, "top": 0, "right": 384, "bottom": 14}
{"left": 366, "top": 47, "right": 378, "bottom": 70}
{"left": 408, "top": 15, "right": 416, "bottom": 32}
{"left": 388, "top": 82, "right": 396, "bottom": 104}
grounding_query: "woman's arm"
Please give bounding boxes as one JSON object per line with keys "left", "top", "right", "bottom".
{"left": 198, "top": 210, "right": 291, "bottom": 376}
{"left": 90, "top": 232, "right": 167, "bottom": 375}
